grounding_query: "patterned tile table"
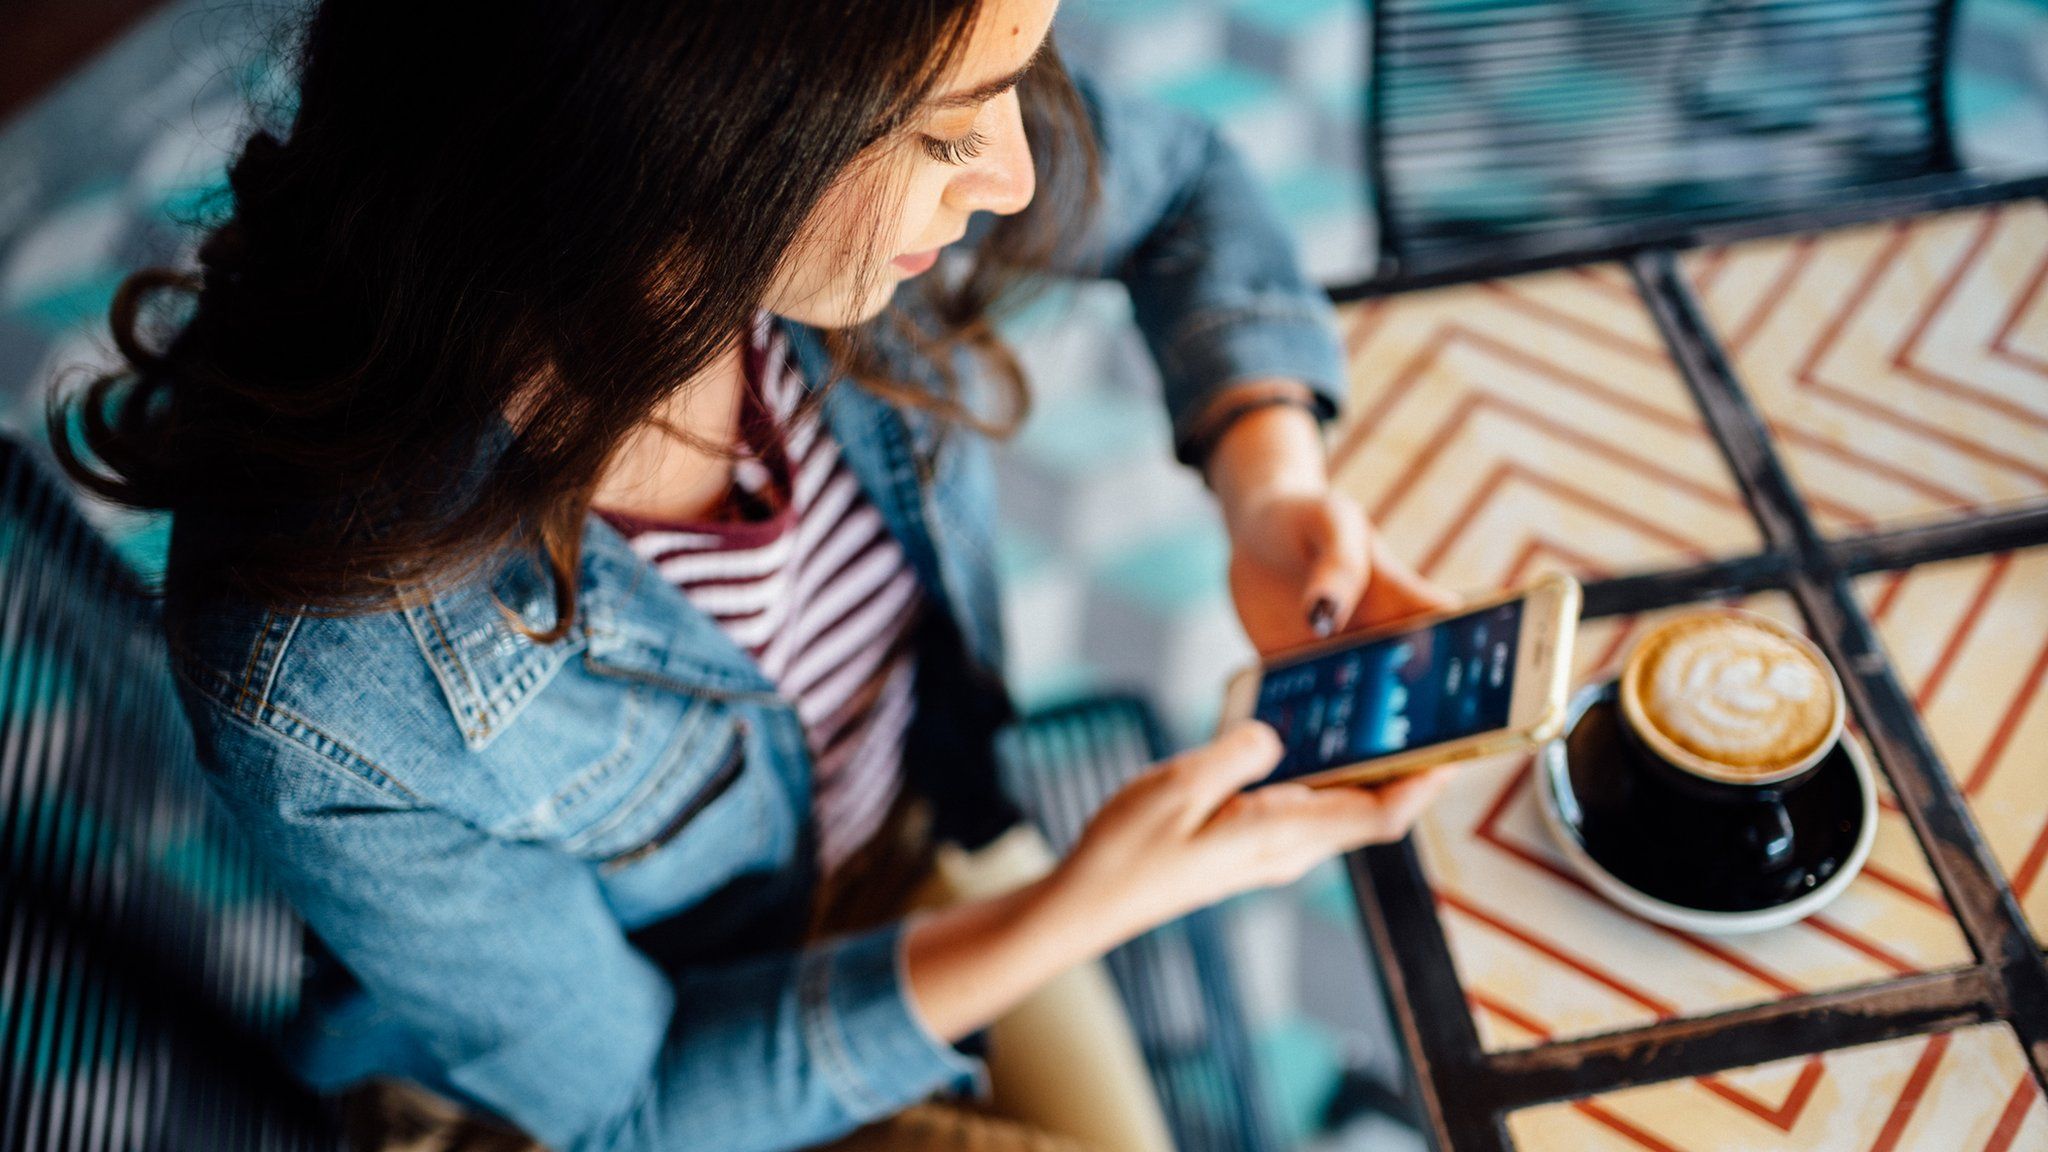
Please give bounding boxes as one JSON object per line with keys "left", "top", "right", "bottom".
{"left": 1506, "top": 1023, "right": 2048, "bottom": 1152}
{"left": 1682, "top": 202, "right": 2048, "bottom": 537}
{"left": 1413, "top": 594, "right": 1969, "bottom": 1055}
{"left": 1858, "top": 548, "right": 2048, "bottom": 943}
{"left": 1330, "top": 203, "right": 2048, "bottom": 1152}
{"left": 1333, "top": 264, "right": 1762, "bottom": 594}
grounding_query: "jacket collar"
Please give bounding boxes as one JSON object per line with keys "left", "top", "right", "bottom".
{"left": 575, "top": 511, "right": 782, "bottom": 699}
{"left": 562, "top": 316, "right": 960, "bottom": 700}
{"left": 784, "top": 319, "right": 949, "bottom": 596}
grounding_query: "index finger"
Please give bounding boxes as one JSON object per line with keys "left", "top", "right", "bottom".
{"left": 1351, "top": 536, "right": 1460, "bottom": 628}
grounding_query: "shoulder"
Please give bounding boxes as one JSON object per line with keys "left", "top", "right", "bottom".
{"left": 165, "top": 548, "right": 594, "bottom": 811}
{"left": 166, "top": 588, "right": 464, "bottom": 803}
{"left": 165, "top": 545, "right": 753, "bottom": 851}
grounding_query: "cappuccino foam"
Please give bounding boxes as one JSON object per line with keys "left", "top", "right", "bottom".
{"left": 1626, "top": 616, "right": 1836, "bottom": 780}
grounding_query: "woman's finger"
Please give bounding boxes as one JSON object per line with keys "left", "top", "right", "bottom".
{"left": 1256, "top": 764, "right": 1459, "bottom": 854}
{"left": 1299, "top": 494, "right": 1371, "bottom": 635}
{"left": 1351, "top": 535, "right": 1459, "bottom": 628}
{"left": 1169, "top": 720, "right": 1285, "bottom": 832}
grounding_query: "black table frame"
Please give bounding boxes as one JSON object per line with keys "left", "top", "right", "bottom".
{"left": 1324, "top": 179, "right": 2048, "bottom": 1151}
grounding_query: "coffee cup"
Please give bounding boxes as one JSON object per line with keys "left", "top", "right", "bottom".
{"left": 1614, "top": 609, "right": 1847, "bottom": 874}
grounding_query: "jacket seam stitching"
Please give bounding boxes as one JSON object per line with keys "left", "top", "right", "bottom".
{"left": 258, "top": 698, "right": 424, "bottom": 801}
{"left": 476, "top": 645, "right": 573, "bottom": 723}
{"left": 552, "top": 682, "right": 648, "bottom": 812}
{"left": 531, "top": 684, "right": 654, "bottom": 847}
{"left": 437, "top": 614, "right": 581, "bottom": 735}
{"left": 233, "top": 610, "right": 273, "bottom": 719}
{"left": 173, "top": 657, "right": 423, "bottom": 802}
{"left": 252, "top": 612, "right": 303, "bottom": 711}
{"left": 800, "top": 948, "right": 887, "bottom": 1117}
{"left": 593, "top": 728, "right": 746, "bottom": 874}
{"left": 572, "top": 691, "right": 705, "bottom": 852}
{"left": 405, "top": 603, "right": 488, "bottom": 743}
{"left": 422, "top": 603, "right": 487, "bottom": 729}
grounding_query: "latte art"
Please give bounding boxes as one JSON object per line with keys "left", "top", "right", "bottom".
{"left": 1621, "top": 613, "right": 1842, "bottom": 784}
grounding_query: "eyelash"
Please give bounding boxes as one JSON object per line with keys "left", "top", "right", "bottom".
{"left": 921, "top": 129, "right": 991, "bottom": 166}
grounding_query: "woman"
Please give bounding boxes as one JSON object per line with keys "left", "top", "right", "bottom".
{"left": 51, "top": 0, "right": 1456, "bottom": 1149}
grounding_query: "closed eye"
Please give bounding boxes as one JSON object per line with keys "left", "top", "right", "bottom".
{"left": 921, "top": 129, "right": 991, "bottom": 166}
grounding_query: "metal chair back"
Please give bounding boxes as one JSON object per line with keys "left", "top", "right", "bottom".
{"left": 998, "top": 697, "right": 1286, "bottom": 1152}
{"left": 1368, "top": 0, "right": 1960, "bottom": 276}
{"left": 0, "top": 437, "right": 335, "bottom": 1152}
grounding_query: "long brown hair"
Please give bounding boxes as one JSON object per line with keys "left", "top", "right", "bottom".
{"left": 48, "top": 0, "right": 1097, "bottom": 643}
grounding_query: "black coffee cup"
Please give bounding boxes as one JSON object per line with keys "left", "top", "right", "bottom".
{"left": 1545, "top": 676, "right": 1873, "bottom": 923}
{"left": 1613, "top": 610, "right": 1846, "bottom": 880}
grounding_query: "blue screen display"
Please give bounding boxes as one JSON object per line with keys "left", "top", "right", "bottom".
{"left": 1254, "top": 601, "right": 1523, "bottom": 784}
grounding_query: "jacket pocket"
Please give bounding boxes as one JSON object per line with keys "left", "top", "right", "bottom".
{"left": 597, "top": 728, "right": 747, "bottom": 874}
{"left": 555, "top": 696, "right": 751, "bottom": 863}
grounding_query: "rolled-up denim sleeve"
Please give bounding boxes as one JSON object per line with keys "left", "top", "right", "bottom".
{"left": 1051, "top": 72, "right": 1349, "bottom": 457}
{"left": 202, "top": 714, "right": 977, "bottom": 1152}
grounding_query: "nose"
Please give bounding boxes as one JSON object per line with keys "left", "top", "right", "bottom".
{"left": 949, "top": 90, "right": 1036, "bottom": 217}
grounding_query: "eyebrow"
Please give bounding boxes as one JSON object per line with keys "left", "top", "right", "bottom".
{"left": 925, "top": 40, "right": 1047, "bottom": 111}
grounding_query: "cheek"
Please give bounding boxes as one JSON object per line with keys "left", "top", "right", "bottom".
{"left": 762, "top": 161, "right": 951, "bottom": 325}
{"left": 762, "top": 183, "right": 876, "bottom": 314}
{"left": 891, "top": 169, "right": 953, "bottom": 250}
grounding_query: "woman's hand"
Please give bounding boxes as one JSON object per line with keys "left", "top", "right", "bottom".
{"left": 902, "top": 722, "right": 1452, "bottom": 1042}
{"left": 1199, "top": 384, "right": 1458, "bottom": 654}
{"left": 1053, "top": 720, "right": 1454, "bottom": 954}
{"left": 905, "top": 386, "right": 1470, "bottom": 1044}
{"left": 1227, "top": 490, "right": 1455, "bottom": 654}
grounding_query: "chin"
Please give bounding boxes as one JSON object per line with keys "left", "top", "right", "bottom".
{"left": 769, "top": 273, "right": 904, "bottom": 331}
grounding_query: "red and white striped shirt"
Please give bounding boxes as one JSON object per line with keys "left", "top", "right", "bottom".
{"left": 595, "top": 316, "right": 922, "bottom": 873}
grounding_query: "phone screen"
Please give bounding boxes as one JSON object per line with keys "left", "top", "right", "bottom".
{"left": 1254, "top": 601, "right": 1524, "bottom": 784}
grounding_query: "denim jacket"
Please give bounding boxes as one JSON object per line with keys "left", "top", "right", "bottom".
{"left": 166, "top": 74, "right": 1346, "bottom": 1152}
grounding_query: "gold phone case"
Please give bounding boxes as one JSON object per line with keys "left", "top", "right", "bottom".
{"left": 1228, "top": 573, "right": 1582, "bottom": 787}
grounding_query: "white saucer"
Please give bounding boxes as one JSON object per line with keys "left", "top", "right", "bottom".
{"left": 1534, "top": 684, "right": 1880, "bottom": 936}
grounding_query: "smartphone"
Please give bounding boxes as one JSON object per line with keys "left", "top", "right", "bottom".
{"left": 1219, "top": 573, "right": 1582, "bottom": 788}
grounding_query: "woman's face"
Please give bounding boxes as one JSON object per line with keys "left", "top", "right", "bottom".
{"left": 764, "top": 0, "right": 1059, "bottom": 327}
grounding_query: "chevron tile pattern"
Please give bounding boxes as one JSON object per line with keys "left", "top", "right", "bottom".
{"left": 1323, "top": 272, "right": 1978, "bottom": 1053}
{"left": 1858, "top": 546, "right": 2048, "bottom": 944}
{"left": 1330, "top": 266, "right": 1763, "bottom": 596}
{"left": 1408, "top": 592, "right": 1969, "bottom": 1053}
{"left": 1505, "top": 1022, "right": 2048, "bottom": 1152}
{"left": 1685, "top": 202, "right": 2048, "bottom": 537}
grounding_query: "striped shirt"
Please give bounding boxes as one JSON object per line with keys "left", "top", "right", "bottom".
{"left": 595, "top": 316, "right": 922, "bottom": 873}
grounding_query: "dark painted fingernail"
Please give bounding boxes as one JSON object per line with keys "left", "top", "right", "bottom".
{"left": 1308, "top": 598, "right": 1337, "bottom": 637}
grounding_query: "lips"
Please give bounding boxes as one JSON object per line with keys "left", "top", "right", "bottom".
{"left": 890, "top": 248, "right": 941, "bottom": 274}
{"left": 890, "top": 232, "right": 965, "bottom": 275}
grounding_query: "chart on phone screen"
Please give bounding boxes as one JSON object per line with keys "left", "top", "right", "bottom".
{"left": 1256, "top": 602, "right": 1522, "bottom": 782}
